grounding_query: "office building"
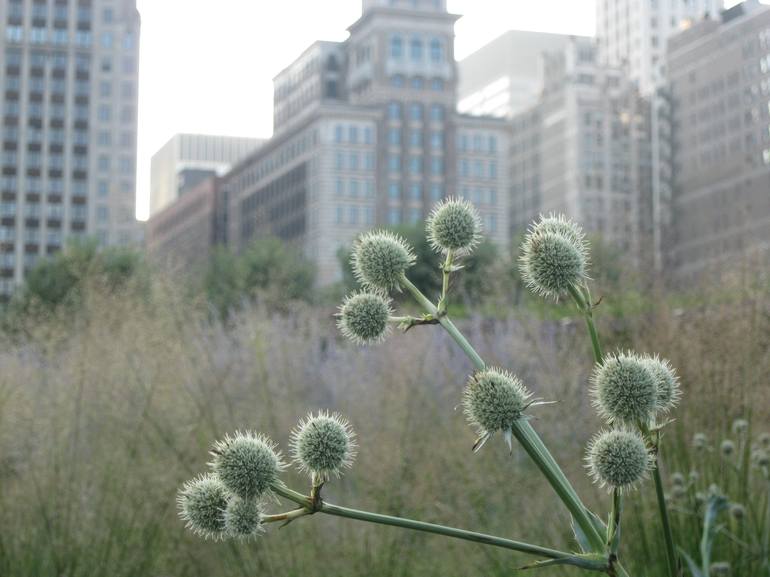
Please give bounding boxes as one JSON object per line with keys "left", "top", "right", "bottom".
{"left": 596, "top": 0, "right": 722, "bottom": 95}
{"left": 0, "top": 0, "right": 141, "bottom": 300}
{"left": 508, "top": 38, "right": 652, "bottom": 263}
{"left": 457, "top": 30, "right": 573, "bottom": 118}
{"left": 666, "top": 0, "right": 770, "bottom": 279}
{"left": 149, "top": 133, "right": 263, "bottom": 216}
{"left": 220, "top": 0, "right": 510, "bottom": 286}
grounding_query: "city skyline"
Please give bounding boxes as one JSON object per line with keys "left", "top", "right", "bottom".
{"left": 135, "top": 0, "right": 601, "bottom": 220}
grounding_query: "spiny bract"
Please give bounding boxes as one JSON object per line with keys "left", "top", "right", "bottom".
{"left": 224, "top": 498, "right": 265, "bottom": 540}
{"left": 591, "top": 351, "right": 658, "bottom": 426}
{"left": 337, "top": 291, "right": 392, "bottom": 345}
{"left": 641, "top": 354, "right": 681, "bottom": 415}
{"left": 425, "top": 197, "right": 482, "bottom": 254}
{"left": 291, "top": 411, "right": 357, "bottom": 479}
{"left": 519, "top": 218, "right": 588, "bottom": 299}
{"left": 210, "top": 432, "right": 285, "bottom": 500}
{"left": 177, "top": 473, "right": 229, "bottom": 540}
{"left": 586, "top": 428, "right": 651, "bottom": 492}
{"left": 462, "top": 368, "right": 532, "bottom": 450}
{"left": 351, "top": 230, "right": 415, "bottom": 291}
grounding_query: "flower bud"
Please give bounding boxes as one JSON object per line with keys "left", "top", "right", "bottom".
{"left": 670, "top": 472, "right": 685, "bottom": 486}
{"left": 591, "top": 351, "right": 658, "bottom": 426}
{"left": 210, "top": 432, "right": 285, "bottom": 500}
{"left": 519, "top": 215, "right": 589, "bottom": 300}
{"left": 753, "top": 449, "right": 770, "bottom": 468}
{"left": 693, "top": 433, "right": 708, "bottom": 450}
{"left": 759, "top": 432, "right": 770, "bottom": 449}
{"left": 337, "top": 291, "right": 392, "bottom": 345}
{"left": 225, "top": 498, "right": 265, "bottom": 540}
{"left": 720, "top": 439, "right": 735, "bottom": 458}
{"left": 641, "top": 354, "right": 681, "bottom": 415}
{"left": 462, "top": 368, "right": 533, "bottom": 451}
{"left": 586, "top": 428, "right": 652, "bottom": 492}
{"left": 731, "top": 419, "right": 748, "bottom": 435}
{"left": 351, "top": 231, "right": 416, "bottom": 291}
{"left": 291, "top": 411, "right": 357, "bottom": 479}
{"left": 689, "top": 470, "right": 700, "bottom": 483}
{"left": 177, "top": 473, "right": 229, "bottom": 540}
{"left": 729, "top": 503, "right": 745, "bottom": 521}
{"left": 426, "top": 197, "right": 482, "bottom": 254}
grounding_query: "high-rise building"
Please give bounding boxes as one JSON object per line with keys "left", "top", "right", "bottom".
{"left": 149, "top": 133, "right": 263, "bottom": 216}
{"left": 0, "top": 0, "right": 141, "bottom": 301}
{"left": 507, "top": 38, "right": 652, "bottom": 263}
{"left": 457, "top": 30, "right": 573, "bottom": 118}
{"left": 219, "top": 0, "right": 510, "bottom": 286}
{"left": 596, "top": 0, "right": 722, "bottom": 95}
{"left": 665, "top": 0, "right": 770, "bottom": 279}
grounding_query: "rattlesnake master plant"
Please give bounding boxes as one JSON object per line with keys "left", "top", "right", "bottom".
{"left": 176, "top": 205, "right": 685, "bottom": 577}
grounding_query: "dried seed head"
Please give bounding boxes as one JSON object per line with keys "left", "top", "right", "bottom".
{"left": 337, "top": 291, "right": 392, "bottom": 345}
{"left": 731, "top": 419, "right": 748, "bottom": 436}
{"left": 210, "top": 432, "right": 285, "bottom": 500}
{"left": 710, "top": 562, "right": 731, "bottom": 576}
{"left": 720, "top": 439, "right": 735, "bottom": 457}
{"left": 591, "top": 351, "right": 658, "bottom": 426}
{"left": 586, "top": 428, "right": 652, "bottom": 492}
{"left": 177, "top": 473, "right": 229, "bottom": 540}
{"left": 351, "top": 231, "right": 416, "bottom": 291}
{"left": 224, "top": 498, "right": 265, "bottom": 540}
{"left": 693, "top": 433, "right": 708, "bottom": 450}
{"left": 462, "top": 368, "right": 534, "bottom": 450}
{"left": 291, "top": 411, "right": 357, "bottom": 479}
{"left": 426, "top": 197, "right": 482, "bottom": 254}
{"left": 519, "top": 215, "right": 589, "bottom": 300}
{"left": 641, "top": 354, "right": 681, "bottom": 415}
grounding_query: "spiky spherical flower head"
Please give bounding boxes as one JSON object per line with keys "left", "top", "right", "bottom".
{"left": 729, "top": 503, "right": 746, "bottom": 521}
{"left": 731, "top": 419, "right": 748, "bottom": 435}
{"left": 519, "top": 215, "right": 589, "bottom": 300}
{"left": 753, "top": 449, "right": 770, "bottom": 468}
{"left": 670, "top": 472, "right": 685, "bottom": 487}
{"left": 336, "top": 291, "right": 392, "bottom": 345}
{"left": 693, "top": 432, "right": 708, "bottom": 450}
{"left": 720, "top": 439, "right": 735, "bottom": 457}
{"left": 462, "top": 368, "right": 533, "bottom": 449}
{"left": 224, "top": 498, "right": 265, "bottom": 540}
{"left": 351, "top": 231, "right": 415, "bottom": 291}
{"left": 759, "top": 432, "right": 770, "bottom": 449}
{"left": 426, "top": 197, "right": 482, "bottom": 254}
{"left": 177, "top": 473, "right": 229, "bottom": 540}
{"left": 586, "top": 428, "right": 652, "bottom": 492}
{"left": 689, "top": 470, "right": 700, "bottom": 482}
{"left": 591, "top": 351, "right": 658, "bottom": 426}
{"left": 641, "top": 354, "right": 681, "bottom": 415}
{"left": 291, "top": 411, "right": 357, "bottom": 479}
{"left": 210, "top": 432, "right": 285, "bottom": 500}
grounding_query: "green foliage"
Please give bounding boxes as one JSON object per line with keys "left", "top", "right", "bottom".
{"left": 204, "top": 237, "right": 315, "bottom": 315}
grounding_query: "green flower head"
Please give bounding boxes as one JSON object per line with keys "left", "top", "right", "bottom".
{"left": 641, "top": 354, "right": 681, "bottom": 415}
{"left": 351, "top": 231, "right": 416, "bottom": 291}
{"left": 720, "top": 439, "right": 735, "bottom": 457}
{"left": 426, "top": 197, "right": 482, "bottom": 254}
{"left": 586, "top": 428, "right": 652, "bottom": 493}
{"left": 591, "top": 351, "right": 658, "bottom": 426}
{"left": 463, "top": 368, "right": 544, "bottom": 452}
{"left": 519, "top": 215, "right": 589, "bottom": 299}
{"left": 731, "top": 419, "right": 748, "bottom": 436}
{"left": 224, "top": 498, "right": 265, "bottom": 540}
{"left": 210, "top": 432, "right": 285, "bottom": 500}
{"left": 337, "top": 291, "right": 392, "bottom": 345}
{"left": 177, "top": 473, "right": 229, "bottom": 540}
{"left": 291, "top": 411, "right": 357, "bottom": 479}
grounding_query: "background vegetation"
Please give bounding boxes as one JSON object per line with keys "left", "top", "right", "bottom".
{"left": 0, "top": 235, "right": 768, "bottom": 576}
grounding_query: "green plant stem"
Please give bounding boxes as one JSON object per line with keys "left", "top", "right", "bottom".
{"left": 438, "top": 249, "right": 453, "bottom": 314}
{"left": 400, "top": 274, "right": 606, "bottom": 554}
{"left": 608, "top": 488, "right": 622, "bottom": 554}
{"left": 652, "top": 455, "right": 678, "bottom": 577}
{"left": 319, "top": 501, "right": 575, "bottom": 561}
{"left": 272, "top": 483, "right": 312, "bottom": 507}
{"left": 568, "top": 284, "right": 603, "bottom": 364}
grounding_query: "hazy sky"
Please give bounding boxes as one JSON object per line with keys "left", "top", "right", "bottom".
{"left": 133, "top": 0, "right": 748, "bottom": 220}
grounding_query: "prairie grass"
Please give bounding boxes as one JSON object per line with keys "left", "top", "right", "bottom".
{"left": 0, "top": 274, "right": 768, "bottom": 576}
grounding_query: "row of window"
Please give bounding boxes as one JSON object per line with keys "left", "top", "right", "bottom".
{"left": 458, "top": 133, "right": 498, "bottom": 154}
{"left": 335, "top": 150, "right": 375, "bottom": 172}
{"left": 0, "top": 177, "right": 133, "bottom": 196}
{"left": 335, "top": 204, "right": 375, "bottom": 226}
{"left": 5, "top": 26, "right": 93, "bottom": 46}
{"left": 388, "top": 182, "right": 444, "bottom": 202}
{"left": 388, "top": 102, "right": 445, "bottom": 122}
{"left": 333, "top": 124, "right": 374, "bottom": 145}
{"left": 335, "top": 178, "right": 375, "bottom": 198}
{"left": 387, "top": 154, "right": 444, "bottom": 175}
{"left": 390, "top": 76, "right": 445, "bottom": 92}
{"left": 388, "top": 128, "right": 444, "bottom": 149}
{"left": 390, "top": 36, "right": 445, "bottom": 64}
{"left": 458, "top": 158, "right": 497, "bottom": 180}
{"left": 387, "top": 208, "right": 424, "bottom": 226}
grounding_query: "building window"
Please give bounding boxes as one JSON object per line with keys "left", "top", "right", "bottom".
{"left": 349, "top": 179, "right": 359, "bottom": 197}
{"left": 431, "top": 78, "right": 444, "bottom": 91}
{"left": 430, "top": 104, "right": 444, "bottom": 122}
{"left": 410, "top": 182, "right": 422, "bottom": 200}
{"left": 410, "top": 38, "right": 423, "bottom": 61}
{"left": 430, "top": 39, "right": 443, "bottom": 63}
{"left": 391, "top": 75, "right": 405, "bottom": 88}
{"left": 411, "top": 76, "right": 424, "bottom": 90}
{"left": 409, "top": 155, "right": 422, "bottom": 175}
{"left": 488, "top": 161, "right": 497, "bottom": 179}
{"left": 363, "top": 126, "right": 373, "bottom": 144}
{"left": 388, "top": 182, "right": 401, "bottom": 199}
{"left": 410, "top": 103, "right": 423, "bottom": 122}
{"left": 336, "top": 152, "right": 345, "bottom": 170}
{"left": 390, "top": 36, "right": 403, "bottom": 59}
{"left": 364, "top": 206, "right": 374, "bottom": 225}
{"left": 431, "top": 156, "right": 443, "bottom": 176}
{"left": 409, "top": 129, "right": 422, "bottom": 147}
{"left": 430, "top": 131, "right": 443, "bottom": 150}
{"left": 388, "top": 102, "right": 402, "bottom": 120}
{"left": 430, "top": 183, "right": 443, "bottom": 201}
{"left": 388, "top": 154, "right": 401, "bottom": 173}
{"left": 364, "top": 152, "right": 375, "bottom": 170}
{"left": 335, "top": 179, "right": 344, "bottom": 196}
{"left": 349, "top": 126, "right": 358, "bottom": 143}
{"left": 335, "top": 205, "right": 344, "bottom": 224}
{"left": 389, "top": 128, "right": 401, "bottom": 146}
{"left": 334, "top": 124, "right": 344, "bottom": 143}
{"left": 349, "top": 152, "right": 359, "bottom": 171}
{"left": 349, "top": 206, "right": 359, "bottom": 224}
{"left": 388, "top": 208, "right": 400, "bottom": 225}
{"left": 409, "top": 208, "right": 421, "bottom": 224}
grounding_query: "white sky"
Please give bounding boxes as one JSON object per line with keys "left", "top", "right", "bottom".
{"left": 134, "top": 0, "right": 749, "bottom": 220}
